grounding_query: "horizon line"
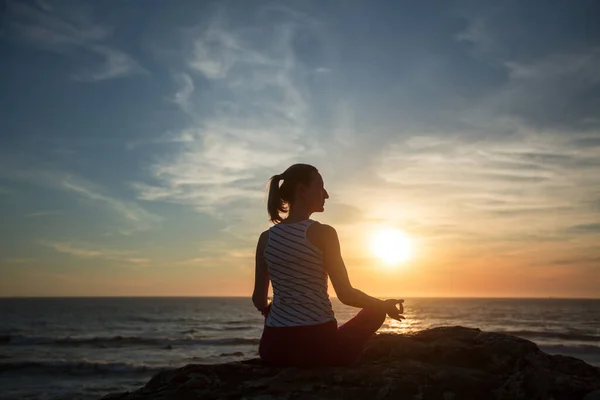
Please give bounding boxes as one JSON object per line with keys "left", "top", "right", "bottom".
{"left": 1, "top": 295, "right": 598, "bottom": 300}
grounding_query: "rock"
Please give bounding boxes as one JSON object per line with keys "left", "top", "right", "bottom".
{"left": 100, "top": 326, "right": 600, "bottom": 400}
{"left": 220, "top": 351, "right": 244, "bottom": 357}
{"left": 584, "top": 390, "right": 600, "bottom": 400}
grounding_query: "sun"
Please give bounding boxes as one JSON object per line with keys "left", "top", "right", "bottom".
{"left": 370, "top": 228, "right": 413, "bottom": 265}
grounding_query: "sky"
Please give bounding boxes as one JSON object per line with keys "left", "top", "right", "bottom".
{"left": 0, "top": 0, "right": 599, "bottom": 298}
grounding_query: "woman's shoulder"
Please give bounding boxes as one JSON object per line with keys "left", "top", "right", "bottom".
{"left": 308, "top": 220, "right": 337, "bottom": 235}
{"left": 306, "top": 221, "right": 338, "bottom": 251}
{"left": 256, "top": 229, "right": 270, "bottom": 251}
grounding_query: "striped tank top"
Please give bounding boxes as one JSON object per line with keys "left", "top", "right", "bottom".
{"left": 263, "top": 219, "right": 336, "bottom": 327}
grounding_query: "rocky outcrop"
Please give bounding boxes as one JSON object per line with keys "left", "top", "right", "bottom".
{"left": 101, "top": 326, "right": 600, "bottom": 400}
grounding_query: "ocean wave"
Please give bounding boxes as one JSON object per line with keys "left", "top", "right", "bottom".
{"left": 1, "top": 334, "right": 260, "bottom": 348}
{"left": 129, "top": 316, "right": 199, "bottom": 323}
{"left": 497, "top": 329, "right": 600, "bottom": 342}
{"left": 0, "top": 359, "right": 164, "bottom": 375}
{"left": 126, "top": 316, "right": 259, "bottom": 325}
{"left": 192, "top": 325, "right": 254, "bottom": 332}
{"left": 539, "top": 344, "right": 600, "bottom": 355}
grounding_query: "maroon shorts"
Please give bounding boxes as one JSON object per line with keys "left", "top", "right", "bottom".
{"left": 258, "top": 307, "right": 386, "bottom": 366}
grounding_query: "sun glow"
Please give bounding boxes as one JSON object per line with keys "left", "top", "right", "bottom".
{"left": 370, "top": 228, "right": 413, "bottom": 265}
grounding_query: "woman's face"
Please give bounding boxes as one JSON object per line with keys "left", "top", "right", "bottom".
{"left": 302, "top": 172, "right": 329, "bottom": 213}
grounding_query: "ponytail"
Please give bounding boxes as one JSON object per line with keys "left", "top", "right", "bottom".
{"left": 267, "top": 174, "right": 286, "bottom": 223}
{"left": 266, "top": 164, "right": 319, "bottom": 224}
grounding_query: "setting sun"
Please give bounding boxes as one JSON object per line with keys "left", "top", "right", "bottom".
{"left": 370, "top": 228, "right": 413, "bottom": 265}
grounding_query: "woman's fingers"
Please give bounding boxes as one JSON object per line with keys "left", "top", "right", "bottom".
{"left": 385, "top": 299, "right": 406, "bottom": 320}
{"left": 397, "top": 299, "right": 404, "bottom": 313}
{"left": 388, "top": 299, "right": 405, "bottom": 321}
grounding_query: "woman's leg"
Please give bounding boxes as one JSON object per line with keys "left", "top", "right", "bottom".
{"left": 330, "top": 307, "right": 386, "bottom": 365}
{"left": 259, "top": 322, "right": 338, "bottom": 366}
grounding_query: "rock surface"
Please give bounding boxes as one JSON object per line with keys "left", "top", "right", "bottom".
{"left": 101, "top": 326, "right": 600, "bottom": 400}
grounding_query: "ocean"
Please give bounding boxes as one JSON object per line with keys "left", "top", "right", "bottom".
{"left": 0, "top": 297, "right": 598, "bottom": 400}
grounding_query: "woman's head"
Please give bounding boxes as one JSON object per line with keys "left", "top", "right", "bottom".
{"left": 267, "top": 164, "right": 329, "bottom": 223}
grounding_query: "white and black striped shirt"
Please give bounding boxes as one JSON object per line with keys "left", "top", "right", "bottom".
{"left": 264, "top": 219, "right": 336, "bottom": 327}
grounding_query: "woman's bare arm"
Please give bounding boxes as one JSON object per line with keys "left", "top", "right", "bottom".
{"left": 252, "top": 231, "right": 270, "bottom": 312}
{"left": 309, "top": 223, "right": 384, "bottom": 309}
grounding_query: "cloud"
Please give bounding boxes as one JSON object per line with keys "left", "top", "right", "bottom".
{"left": 177, "top": 248, "right": 253, "bottom": 268}
{"left": 498, "top": 48, "right": 600, "bottom": 130}
{"left": 123, "top": 258, "right": 152, "bottom": 264}
{"left": 314, "top": 67, "right": 331, "bottom": 74}
{"left": 455, "top": 16, "right": 494, "bottom": 54}
{"left": 570, "top": 137, "right": 600, "bottom": 148}
{"left": 3, "top": 258, "right": 35, "bottom": 264}
{"left": 366, "top": 124, "right": 600, "bottom": 245}
{"left": 567, "top": 223, "right": 600, "bottom": 234}
{"left": 10, "top": 1, "right": 110, "bottom": 48}
{"left": 454, "top": 5, "right": 600, "bottom": 132}
{"left": 72, "top": 45, "right": 148, "bottom": 82}
{"left": 177, "top": 257, "right": 210, "bottom": 265}
{"left": 126, "top": 3, "right": 600, "bottom": 260}
{"left": 319, "top": 203, "right": 364, "bottom": 225}
{"left": 9, "top": 1, "right": 146, "bottom": 81}
{"left": 168, "top": 73, "right": 195, "bottom": 117}
{"left": 60, "top": 177, "right": 161, "bottom": 233}
{"left": 24, "top": 210, "right": 63, "bottom": 218}
{"left": 0, "top": 187, "right": 11, "bottom": 195}
{"left": 548, "top": 256, "right": 600, "bottom": 267}
{"left": 1, "top": 167, "right": 161, "bottom": 234}
{"left": 354, "top": 8, "right": 598, "bottom": 248}
{"left": 135, "top": 11, "right": 323, "bottom": 219}
{"left": 188, "top": 20, "right": 270, "bottom": 80}
{"left": 41, "top": 240, "right": 131, "bottom": 258}
{"left": 40, "top": 240, "right": 150, "bottom": 264}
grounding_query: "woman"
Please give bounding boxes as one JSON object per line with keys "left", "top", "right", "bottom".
{"left": 252, "top": 163, "right": 405, "bottom": 366}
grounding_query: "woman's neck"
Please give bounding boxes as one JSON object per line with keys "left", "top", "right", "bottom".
{"left": 284, "top": 206, "right": 311, "bottom": 224}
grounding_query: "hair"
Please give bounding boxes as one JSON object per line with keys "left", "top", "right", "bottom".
{"left": 267, "top": 163, "right": 318, "bottom": 223}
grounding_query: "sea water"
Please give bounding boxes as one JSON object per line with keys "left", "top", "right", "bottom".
{"left": 0, "top": 297, "right": 598, "bottom": 399}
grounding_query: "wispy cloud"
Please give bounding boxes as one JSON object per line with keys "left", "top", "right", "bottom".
{"left": 40, "top": 240, "right": 150, "bottom": 264}
{"left": 0, "top": 187, "right": 11, "bottom": 195}
{"left": 177, "top": 248, "right": 253, "bottom": 268}
{"left": 72, "top": 45, "right": 147, "bottom": 82}
{"left": 188, "top": 19, "right": 270, "bottom": 79}
{"left": 41, "top": 240, "right": 131, "bottom": 258}
{"left": 374, "top": 130, "right": 600, "bottom": 238}
{"left": 1, "top": 168, "right": 161, "bottom": 234}
{"left": 498, "top": 49, "right": 600, "bottom": 130}
{"left": 320, "top": 43, "right": 600, "bottom": 256}
{"left": 135, "top": 10, "right": 323, "bottom": 222}
{"left": 567, "top": 223, "right": 600, "bottom": 234}
{"left": 454, "top": 6, "right": 600, "bottom": 132}
{"left": 348, "top": 13, "right": 600, "bottom": 253}
{"left": 168, "top": 73, "right": 195, "bottom": 117}
{"left": 3, "top": 258, "right": 35, "bottom": 264}
{"left": 60, "top": 177, "right": 161, "bottom": 234}
{"left": 9, "top": 1, "right": 146, "bottom": 81}
{"left": 24, "top": 210, "right": 63, "bottom": 218}
{"left": 455, "top": 16, "right": 493, "bottom": 53}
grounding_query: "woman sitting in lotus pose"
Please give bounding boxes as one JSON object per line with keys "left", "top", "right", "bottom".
{"left": 252, "top": 163, "right": 405, "bottom": 366}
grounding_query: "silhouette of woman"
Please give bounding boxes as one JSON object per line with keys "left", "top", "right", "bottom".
{"left": 253, "top": 163, "right": 405, "bottom": 366}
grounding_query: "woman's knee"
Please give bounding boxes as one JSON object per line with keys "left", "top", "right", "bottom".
{"left": 360, "top": 307, "right": 386, "bottom": 329}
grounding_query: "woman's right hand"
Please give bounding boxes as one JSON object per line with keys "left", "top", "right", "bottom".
{"left": 383, "top": 299, "right": 405, "bottom": 321}
{"left": 260, "top": 303, "right": 272, "bottom": 318}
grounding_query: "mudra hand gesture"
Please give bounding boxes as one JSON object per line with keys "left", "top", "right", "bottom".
{"left": 383, "top": 299, "right": 405, "bottom": 321}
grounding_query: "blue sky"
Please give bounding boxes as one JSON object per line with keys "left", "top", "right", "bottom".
{"left": 1, "top": 0, "right": 599, "bottom": 297}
